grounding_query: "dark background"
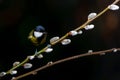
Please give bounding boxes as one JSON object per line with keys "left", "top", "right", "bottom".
{"left": 0, "top": 0, "right": 120, "bottom": 80}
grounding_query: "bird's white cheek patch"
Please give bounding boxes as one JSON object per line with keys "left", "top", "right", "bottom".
{"left": 34, "top": 31, "right": 43, "bottom": 38}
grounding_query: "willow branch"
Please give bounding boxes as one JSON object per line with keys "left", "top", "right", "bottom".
{"left": 13, "top": 48, "right": 120, "bottom": 80}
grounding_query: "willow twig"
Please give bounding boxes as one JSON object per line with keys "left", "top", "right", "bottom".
{"left": 13, "top": 48, "right": 120, "bottom": 80}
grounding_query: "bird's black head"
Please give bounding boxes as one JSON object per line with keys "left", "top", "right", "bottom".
{"left": 34, "top": 25, "right": 45, "bottom": 32}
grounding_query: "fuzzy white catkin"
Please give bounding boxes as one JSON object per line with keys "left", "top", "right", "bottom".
{"left": 13, "top": 61, "right": 20, "bottom": 66}
{"left": 11, "top": 77, "right": 16, "bottom": 80}
{"left": 108, "top": 4, "right": 119, "bottom": 10}
{"left": 88, "top": 13, "right": 97, "bottom": 19}
{"left": 28, "top": 55, "right": 35, "bottom": 60}
{"left": 78, "top": 30, "right": 83, "bottom": 34}
{"left": 113, "top": 48, "right": 117, "bottom": 52}
{"left": 23, "top": 63, "right": 33, "bottom": 69}
{"left": 61, "top": 39, "right": 71, "bottom": 45}
{"left": 50, "top": 36, "right": 60, "bottom": 44}
{"left": 37, "top": 54, "right": 43, "bottom": 59}
{"left": 45, "top": 48, "right": 53, "bottom": 53}
{"left": 88, "top": 50, "right": 93, "bottom": 53}
{"left": 0, "top": 72, "right": 6, "bottom": 77}
{"left": 84, "top": 24, "right": 94, "bottom": 30}
{"left": 10, "top": 70, "right": 17, "bottom": 75}
{"left": 47, "top": 61, "right": 53, "bottom": 65}
{"left": 69, "top": 30, "right": 78, "bottom": 36}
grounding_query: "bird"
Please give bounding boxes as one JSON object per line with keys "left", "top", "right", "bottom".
{"left": 28, "top": 25, "right": 47, "bottom": 46}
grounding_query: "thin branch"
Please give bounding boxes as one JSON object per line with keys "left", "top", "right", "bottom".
{"left": 13, "top": 48, "right": 120, "bottom": 80}
{"left": 113, "top": 0, "right": 120, "bottom": 5}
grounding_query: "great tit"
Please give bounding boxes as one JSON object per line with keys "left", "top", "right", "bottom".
{"left": 28, "top": 25, "right": 47, "bottom": 46}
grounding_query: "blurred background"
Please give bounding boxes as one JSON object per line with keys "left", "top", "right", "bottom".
{"left": 0, "top": 0, "right": 120, "bottom": 80}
